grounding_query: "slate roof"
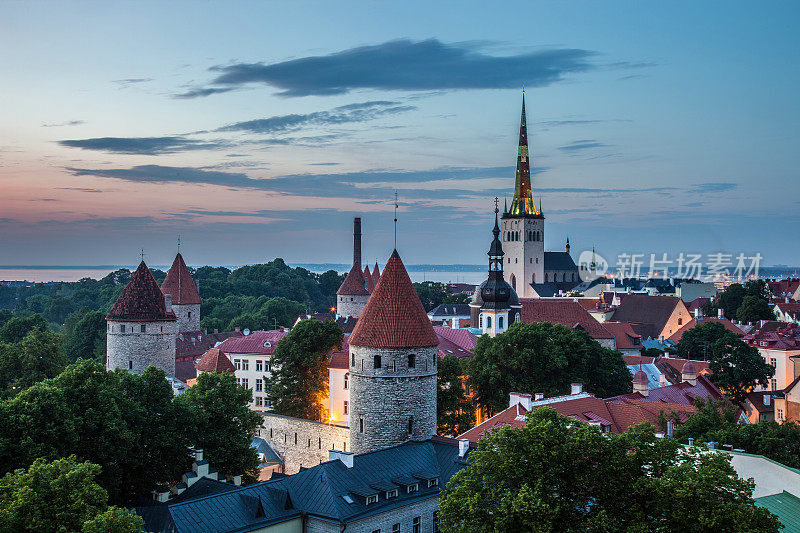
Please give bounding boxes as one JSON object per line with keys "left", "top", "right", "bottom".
{"left": 137, "top": 438, "right": 469, "bottom": 532}
{"left": 337, "top": 264, "right": 369, "bottom": 296}
{"left": 610, "top": 295, "right": 686, "bottom": 338}
{"left": 519, "top": 298, "right": 614, "bottom": 339}
{"left": 251, "top": 437, "right": 283, "bottom": 467}
{"left": 544, "top": 251, "right": 578, "bottom": 271}
{"left": 161, "top": 253, "right": 202, "bottom": 305}
{"left": 349, "top": 250, "right": 439, "bottom": 348}
{"left": 428, "top": 303, "right": 471, "bottom": 317}
{"left": 667, "top": 317, "right": 744, "bottom": 342}
{"left": 106, "top": 261, "right": 177, "bottom": 322}
{"left": 195, "top": 348, "right": 236, "bottom": 373}
{"left": 217, "top": 330, "right": 289, "bottom": 356}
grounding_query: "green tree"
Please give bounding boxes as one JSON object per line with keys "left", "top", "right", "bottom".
{"left": 707, "top": 333, "right": 773, "bottom": 406}
{"left": 438, "top": 409, "right": 780, "bottom": 533}
{"left": 62, "top": 308, "right": 106, "bottom": 363}
{"left": 675, "top": 321, "right": 735, "bottom": 360}
{"left": 465, "top": 322, "right": 632, "bottom": 415}
{"left": 736, "top": 295, "right": 776, "bottom": 323}
{"left": 0, "top": 456, "right": 141, "bottom": 533}
{"left": 0, "top": 327, "right": 67, "bottom": 397}
{"left": 715, "top": 283, "right": 746, "bottom": 319}
{"left": 266, "top": 319, "right": 343, "bottom": 421}
{"left": 180, "top": 371, "right": 261, "bottom": 482}
{"left": 228, "top": 297, "right": 306, "bottom": 331}
{"left": 413, "top": 281, "right": 451, "bottom": 311}
{"left": 437, "top": 354, "right": 475, "bottom": 437}
{"left": 0, "top": 314, "right": 49, "bottom": 343}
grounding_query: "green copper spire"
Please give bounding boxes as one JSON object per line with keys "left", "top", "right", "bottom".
{"left": 508, "top": 90, "right": 540, "bottom": 217}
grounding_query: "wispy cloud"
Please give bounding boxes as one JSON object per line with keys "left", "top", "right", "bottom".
{"left": 42, "top": 120, "right": 85, "bottom": 127}
{"left": 113, "top": 78, "right": 153, "bottom": 86}
{"left": 691, "top": 182, "right": 738, "bottom": 193}
{"left": 557, "top": 139, "right": 610, "bottom": 152}
{"left": 538, "top": 119, "right": 631, "bottom": 127}
{"left": 56, "top": 187, "right": 103, "bottom": 193}
{"left": 184, "top": 38, "right": 604, "bottom": 98}
{"left": 58, "top": 136, "right": 231, "bottom": 155}
{"left": 216, "top": 101, "right": 415, "bottom": 134}
{"left": 172, "top": 86, "right": 238, "bottom": 99}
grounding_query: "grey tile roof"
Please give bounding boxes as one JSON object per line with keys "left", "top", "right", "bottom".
{"left": 544, "top": 251, "right": 578, "bottom": 272}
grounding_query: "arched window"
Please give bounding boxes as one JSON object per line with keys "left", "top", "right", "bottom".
{"left": 510, "top": 274, "right": 516, "bottom": 290}
{"left": 499, "top": 316, "right": 504, "bottom": 329}
{"left": 515, "top": 312, "right": 521, "bottom": 322}
{"left": 486, "top": 316, "right": 492, "bottom": 329}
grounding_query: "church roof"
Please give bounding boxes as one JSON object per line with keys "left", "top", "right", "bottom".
{"left": 106, "top": 262, "right": 177, "bottom": 322}
{"left": 337, "top": 263, "right": 369, "bottom": 295}
{"left": 506, "top": 92, "right": 541, "bottom": 217}
{"left": 195, "top": 348, "right": 236, "bottom": 373}
{"left": 161, "top": 253, "right": 202, "bottom": 305}
{"left": 349, "top": 250, "right": 439, "bottom": 348}
{"left": 544, "top": 252, "right": 577, "bottom": 272}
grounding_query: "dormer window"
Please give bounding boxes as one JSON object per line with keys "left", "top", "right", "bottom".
{"left": 366, "top": 494, "right": 378, "bottom": 505}
{"left": 386, "top": 489, "right": 398, "bottom": 499}
{"left": 427, "top": 478, "right": 439, "bottom": 487}
{"left": 407, "top": 483, "right": 418, "bottom": 493}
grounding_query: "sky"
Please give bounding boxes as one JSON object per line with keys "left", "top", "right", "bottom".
{"left": 1, "top": 1, "right": 798, "bottom": 269}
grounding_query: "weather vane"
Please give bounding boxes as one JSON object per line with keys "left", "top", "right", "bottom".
{"left": 177, "top": 234, "right": 181, "bottom": 253}
{"left": 494, "top": 196, "right": 499, "bottom": 213}
{"left": 140, "top": 248, "right": 145, "bottom": 262}
{"left": 394, "top": 191, "right": 399, "bottom": 249}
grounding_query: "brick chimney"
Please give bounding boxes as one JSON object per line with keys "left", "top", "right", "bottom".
{"left": 353, "top": 217, "right": 362, "bottom": 266}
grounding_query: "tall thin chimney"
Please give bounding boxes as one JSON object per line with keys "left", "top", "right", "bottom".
{"left": 353, "top": 217, "right": 362, "bottom": 266}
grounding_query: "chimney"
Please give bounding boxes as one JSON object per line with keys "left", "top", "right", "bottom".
{"left": 681, "top": 361, "right": 697, "bottom": 386}
{"left": 231, "top": 474, "right": 242, "bottom": 486}
{"left": 152, "top": 488, "right": 170, "bottom": 503}
{"left": 718, "top": 308, "right": 724, "bottom": 319}
{"left": 329, "top": 450, "right": 354, "bottom": 468}
{"left": 194, "top": 448, "right": 203, "bottom": 462}
{"left": 353, "top": 217, "right": 362, "bottom": 266}
{"left": 458, "top": 439, "right": 469, "bottom": 458}
{"left": 534, "top": 392, "right": 544, "bottom": 401}
{"left": 164, "top": 294, "right": 172, "bottom": 313}
{"left": 633, "top": 371, "right": 649, "bottom": 397}
{"left": 509, "top": 392, "right": 532, "bottom": 410}
{"left": 570, "top": 383, "right": 583, "bottom": 395}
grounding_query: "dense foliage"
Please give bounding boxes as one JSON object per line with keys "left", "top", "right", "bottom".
{"left": 0, "top": 326, "right": 67, "bottom": 398}
{"left": 437, "top": 354, "right": 475, "bottom": 436}
{"left": 0, "top": 456, "right": 142, "bottom": 533}
{"left": 708, "top": 280, "right": 775, "bottom": 322}
{"left": 266, "top": 319, "right": 343, "bottom": 421}
{"left": 465, "top": 322, "right": 632, "bottom": 415}
{"left": 413, "top": 281, "right": 470, "bottom": 311}
{"left": 438, "top": 409, "right": 780, "bottom": 533}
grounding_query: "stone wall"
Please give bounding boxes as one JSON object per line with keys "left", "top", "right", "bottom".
{"left": 337, "top": 294, "right": 369, "bottom": 318}
{"left": 257, "top": 413, "right": 350, "bottom": 474}
{"left": 349, "top": 345, "right": 437, "bottom": 455}
{"left": 172, "top": 303, "right": 200, "bottom": 332}
{"left": 106, "top": 319, "right": 177, "bottom": 376}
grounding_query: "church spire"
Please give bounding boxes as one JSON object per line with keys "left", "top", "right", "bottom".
{"left": 508, "top": 90, "right": 540, "bottom": 217}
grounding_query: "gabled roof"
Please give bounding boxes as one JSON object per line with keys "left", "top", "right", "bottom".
{"left": 427, "top": 303, "right": 471, "bottom": 317}
{"left": 161, "top": 253, "right": 202, "bottom": 305}
{"left": 328, "top": 338, "right": 350, "bottom": 370}
{"left": 544, "top": 251, "right": 577, "bottom": 272}
{"left": 611, "top": 295, "right": 686, "bottom": 337}
{"left": 601, "top": 321, "right": 642, "bottom": 350}
{"left": 349, "top": 251, "right": 439, "bottom": 348}
{"left": 195, "top": 348, "right": 235, "bottom": 373}
{"left": 608, "top": 373, "right": 722, "bottom": 405}
{"left": 337, "top": 263, "right": 369, "bottom": 296}
{"left": 106, "top": 261, "right": 177, "bottom": 322}
{"left": 519, "top": 299, "right": 613, "bottom": 339}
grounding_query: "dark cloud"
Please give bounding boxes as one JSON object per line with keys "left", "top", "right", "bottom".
{"left": 557, "top": 140, "right": 609, "bottom": 152}
{"left": 56, "top": 187, "right": 103, "bottom": 193}
{"left": 28, "top": 198, "right": 59, "bottom": 202}
{"left": 58, "top": 136, "right": 230, "bottom": 155}
{"left": 42, "top": 120, "right": 85, "bottom": 127}
{"left": 172, "top": 86, "right": 238, "bottom": 99}
{"left": 189, "top": 39, "right": 600, "bottom": 97}
{"left": 309, "top": 162, "right": 340, "bottom": 166}
{"left": 691, "top": 182, "right": 738, "bottom": 193}
{"left": 217, "top": 101, "right": 415, "bottom": 134}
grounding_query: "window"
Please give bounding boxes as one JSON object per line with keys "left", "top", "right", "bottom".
{"left": 236, "top": 378, "right": 241, "bottom": 386}
{"left": 242, "top": 359, "right": 249, "bottom": 371}
{"left": 256, "top": 378, "right": 263, "bottom": 392}
{"left": 343, "top": 400, "right": 349, "bottom": 415}
{"left": 677, "top": 318, "right": 683, "bottom": 326}
{"left": 771, "top": 379, "right": 777, "bottom": 391}
{"left": 256, "top": 360, "right": 263, "bottom": 372}
{"left": 428, "top": 478, "right": 439, "bottom": 487}
{"left": 255, "top": 397, "right": 263, "bottom": 407}
{"left": 128, "top": 360, "right": 133, "bottom": 370}
{"left": 778, "top": 409, "right": 784, "bottom": 420}
{"left": 265, "top": 361, "right": 271, "bottom": 372}
{"left": 392, "top": 524, "right": 400, "bottom": 533}
{"left": 294, "top": 433, "right": 297, "bottom": 445}
{"left": 408, "top": 354, "right": 416, "bottom": 368}
{"left": 515, "top": 312, "right": 520, "bottom": 322}
{"left": 486, "top": 316, "right": 492, "bottom": 329}
{"left": 407, "top": 483, "right": 418, "bottom": 493}
{"left": 140, "top": 324, "right": 146, "bottom": 333}
{"left": 366, "top": 495, "right": 378, "bottom": 505}
{"left": 263, "top": 398, "right": 271, "bottom": 408}
{"left": 344, "top": 373, "right": 349, "bottom": 390}
{"left": 770, "top": 358, "right": 777, "bottom": 368}
{"left": 479, "top": 315, "right": 483, "bottom": 328}
{"left": 234, "top": 359, "right": 241, "bottom": 370}
{"left": 360, "top": 418, "right": 364, "bottom": 433}
{"left": 120, "top": 325, "right": 126, "bottom": 333}
{"left": 386, "top": 489, "right": 398, "bottom": 499}
{"left": 352, "top": 353, "right": 355, "bottom": 366}
{"left": 374, "top": 354, "right": 381, "bottom": 369}
{"left": 413, "top": 516, "right": 421, "bottom": 533}
{"left": 499, "top": 316, "right": 504, "bottom": 329}
{"left": 371, "top": 529, "right": 380, "bottom": 533}
{"left": 242, "top": 378, "right": 249, "bottom": 388}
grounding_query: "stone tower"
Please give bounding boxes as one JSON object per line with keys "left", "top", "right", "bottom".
{"left": 106, "top": 261, "right": 177, "bottom": 376}
{"left": 336, "top": 218, "right": 370, "bottom": 318}
{"left": 161, "top": 252, "right": 202, "bottom": 332}
{"left": 348, "top": 250, "right": 439, "bottom": 455}
{"left": 502, "top": 91, "right": 545, "bottom": 297}
{"left": 475, "top": 204, "right": 521, "bottom": 337}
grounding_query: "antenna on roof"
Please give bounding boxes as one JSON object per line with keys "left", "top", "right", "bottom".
{"left": 140, "top": 248, "right": 146, "bottom": 262}
{"left": 393, "top": 190, "right": 399, "bottom": 250}
{"left": 177, "top": 234, "right": 181, "bottom": 253}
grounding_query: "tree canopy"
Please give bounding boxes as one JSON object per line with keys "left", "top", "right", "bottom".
{"left": 438, "top": 409, "right": 781, "bottom": 533}
{"left": 465, "top": 322, "right": 632, "bottom": 414}
{"left": 266, "top": 319, "right": 343, "bottom": 421}
{"left": 0, "top": 326, "right": 67, "bottom": 398}
{"left": 437, "top": 354, "right": 475, "bottom": 437}
{"left": 713, "top": 280, "right": 774, "bottom": 321}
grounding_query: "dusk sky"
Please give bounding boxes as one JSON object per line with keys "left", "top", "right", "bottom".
{"left": 1, "top": 1, "right": 798, "bottom": 268}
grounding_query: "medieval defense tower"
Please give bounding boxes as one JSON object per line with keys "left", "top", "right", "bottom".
{"left": 336, "top": 217, "right": 371, "bottom": 318}
{"left": 106, "top": 261, "right": 178, "bottom": 376}
{"left": 160, "top": 252, "right": 202, "bottom": 332}
{"left": 347, "top": 250, "right": 439, "bottom": 455}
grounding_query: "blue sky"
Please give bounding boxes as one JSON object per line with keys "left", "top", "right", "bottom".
{"left": 1, "top": 1, "right": 798, "bottom": 267}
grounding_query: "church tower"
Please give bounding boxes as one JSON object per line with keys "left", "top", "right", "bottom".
{"left": 478, "top": 204, "right": 521, "bottom": 337}
{"left": 106, "top": 261, "right": 177, "bottom": 376}
{"left": 502, "top": 91, "right": 545, "bottom": 297}
{"left": 161, "top": 253, "right": 202, "bottom": 332}
{"left": 348, "top": 250, "right": 439, "bottom": 455}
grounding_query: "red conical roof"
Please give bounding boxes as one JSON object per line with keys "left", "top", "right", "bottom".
{"left": 161, "top": 253, "right": 201, "bottom": 305}
{"left": 372, "top": 262, "right": 381, "bottom": 286}
{"left": 349, "top": 250, "right": 439, "bottom": 348}
{"left": 337, "top": 263, "right": 369, "bottom": 295}
{"left": 195, "top": 348, "right": 235, "bottom": 373}
{"left": 364, "top": 265, "right": 375, "bottom": 293}
{"left": 106, "top": 262, "right": 177, "bottom": 322}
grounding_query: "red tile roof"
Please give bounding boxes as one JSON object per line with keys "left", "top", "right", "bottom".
{"left": 372, "top": 262, "right": 381, "bottom": 287}
{"left": 519, "top": 299, "right": 613, "bottom": 339}
{"left": 216, "top": 330, "right": 289, "bottom": 355}
{"left": 685, "top": 297, "right": 711, "bottom": 313}
{"left": 195, "top": 348, "right": 236, "bottom": 373}
{"left": 743, "top": 323, "right": 800, "bottom": 351}
{"left": 328, "top": 338, "right": 351, "bottom": 369}
{"left": 106, "top": 261, "right": 177, "bottom": 322}
{"left": 337, "top": 263, "right": 369, "bottom": 295}
{"left": 602, "top": 321, "right": 642, "bottom": 350}
{"left": 364, "top": 265, "right": 375, "bottom": 293}
{"left": 766, "top": 278, "right": 800, "bottom": 299}
{"left": 667, "top": 317, "right": 743, "bottom": 342}
{"left": 433, "top": 326, "right": 478, "bottom": 352}
{"left": 160, "top": 253, "right": 202, "bottom": 305}
{"left": 349, "top": 250, "right": 439, "bottom": 348}
{"left": 175, "top": 330, "right": 243, "bottom": 361}
{"left": 609, "top": 373, "right": 722, "bottom": 405}
{"left": 610, "top": 295, "right": 686, "bottom": 338}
